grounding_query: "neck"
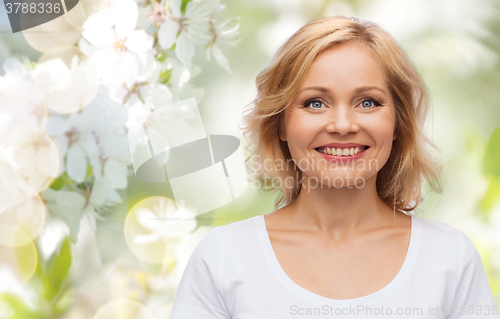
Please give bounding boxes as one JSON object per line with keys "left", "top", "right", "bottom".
{"left": 286, "top": 173, "right": 399, "bottom": 238}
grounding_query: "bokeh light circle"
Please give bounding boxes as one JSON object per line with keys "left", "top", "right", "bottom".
{"left": 23, "top": 12, "right": 82, "bottom": 53}
{"left": 124, "top": 196, "right": 197, "bottom": 265}
{"left": 38, "top": 45, "right": 86, "bottom": 67}
{"left": 0, "top": 122, "right": 60, "bottom": 192}
{"left": 0, "top": 179, "right": 45, "bottom": 241}
{"left": 0, "top": 225, "right": 38, "bottom": 283}
{"left": 0, "top": 80, "right": 47, "bottom": 132}
{"left": 64, "top": 1, "right": 86, "bottom": 30}
{"left": 34, "top": 55, "right": 100, "bottom": 114}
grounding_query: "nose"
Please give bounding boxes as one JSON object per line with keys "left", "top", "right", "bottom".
{"left": 325, "top": 104, "right": 359, "bottom": 135}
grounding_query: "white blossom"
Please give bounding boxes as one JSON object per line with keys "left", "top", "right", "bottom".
{"left": 205, "top": 17, "right": 240, "bottom": 74}
{"left": 161, "top": 57, "right": 204, "bottom": 103}
{"left": 156, "top": 0, "right": 219, "bottom": 68}
{"left": 109, "top": 49, "right": 163, "bottom": 107}
{"left": 0, "top": 60, "right": 46, "bottom": 131}
{"left": 32, "top": 57, "right": 100, "bottom": 114}
{"left": 0, "top": 0, "right": 241, "bottom": 308}
{"left": 81, "top": 0, "right": 154, "bottom": 88}
{"left": 134, "top": 200, "right": 197, "bottom": 245}
{"left": 46, "top": 87, "right": 130, "bottom": 187}
{"left": 0, "top": 118, "right": 59, "bottom": 192}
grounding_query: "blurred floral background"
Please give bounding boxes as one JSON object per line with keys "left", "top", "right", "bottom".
{"left": 0, "top": 0, "right": 499, "bottom": 317}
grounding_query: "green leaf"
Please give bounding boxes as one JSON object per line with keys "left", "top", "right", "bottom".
{"left": 181, "top": 0, "right": 191, "bottom": 13}
{"left": 62, "top": 173, "right": 76, "bottom": 185}
{"left": 28, "top": 248, "right": 45, "bottom": 297}
{"left": 49, "top": 177, "right": 65, "bottom": 190}
{"left": 85, "top": 164, "right": 93, "bottom": 179}
{"left": 49, "top": 173, "right": 76, "bottom": 190}
{"left": 483, "top": 127, "right": 500, "bottom": 178}
{"left": 159, "top": 68, "right": 172, "bottom": 84}
{"left": 76, "top": 182, "right": 87, "bottom": 191}
{"left": 155, "top": 51, "right": 168, "bottom": 62}
{"left": 43, "top": 238, "right": 72, "bottom": 301}
{"left": 15, "top": 239, "right": 37, "bottom": 282}
{"left": 51, "top": 238, "right": 72, "bottom": 282}
{"left": 54, "top": 288, "right": 75, "bottom": 315}
{"left": 0, "top": 294, "right": 39, "bottom": 319}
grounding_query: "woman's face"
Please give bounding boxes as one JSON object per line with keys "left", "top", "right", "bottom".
{"left": 280, "top": 41, "right": 397, "bottom": 188}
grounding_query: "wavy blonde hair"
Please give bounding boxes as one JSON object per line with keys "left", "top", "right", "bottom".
{"left": 240, "top": 16, "right": 443, "bottom": 212}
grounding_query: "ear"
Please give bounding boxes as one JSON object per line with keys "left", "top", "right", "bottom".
{"left": 279, "top": 122, "right": 287, "bottom": 142}
{"left": 393, "top": 126, "right": 398, "bottom": 141}
{"left": 279, "top": 131, "right": 287, "bottom": 142}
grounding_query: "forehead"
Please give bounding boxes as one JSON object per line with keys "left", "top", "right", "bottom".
{"left": 301, "top": 41, "right": 389, "bottom": 92}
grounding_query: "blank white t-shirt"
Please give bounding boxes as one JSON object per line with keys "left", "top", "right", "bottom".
{"left": 170, "top": 214, "right": 499, "bottom": 318}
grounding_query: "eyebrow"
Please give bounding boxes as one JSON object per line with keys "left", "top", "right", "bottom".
{"left": 299, "top": 86, "right": 388, "bottom": 95}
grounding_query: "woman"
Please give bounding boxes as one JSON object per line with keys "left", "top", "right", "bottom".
{"left": 170, "top": 16, "right": 498, "bottom": 318}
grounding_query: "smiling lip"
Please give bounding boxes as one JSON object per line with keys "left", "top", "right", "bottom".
{"left": 315, "top": 147, "right": 368, "bottom": 163}
{"left": 314, "top": 142, "right": 369, "bottom": 163}
{"left": 316, "top": 142, "right": 368, "bottom": 148}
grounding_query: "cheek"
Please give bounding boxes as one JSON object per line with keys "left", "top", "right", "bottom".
{"left": 368, "top": 109, "right": 396, "bottom": 142}
{"left": 285, "top": 112, "right": 320, "bottom": 145}
{"left": 373, "top": 120, "right": 395, "bottom": 141}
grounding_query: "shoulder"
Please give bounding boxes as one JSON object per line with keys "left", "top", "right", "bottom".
{"left": 414, "top": 216, "right": 497, "bottom": 306}
{"left": 414, "top": 214, "right": 469, "bottom": 245}
{"left": 214, "top": 215, "right": 263, "bottom": 237}
{"left": 189, "top": 215, "right": 263, "bottom": 259}
{"left": 413, "top": 214, "right": 484, "bottom": 273}
{"left": 200, "top": 215, "right": 262, "bottom": 242}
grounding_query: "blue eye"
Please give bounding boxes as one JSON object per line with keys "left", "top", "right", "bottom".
{"left": 304, "top": 99, "right": 324, "bottom": 109}
{"left": 359, "top": 99, "right": 381, "bottom": 109}
{"left": 312, "top": 101, "right": 323, "bottom": 108}
{"left": 361, "top": 100, "right": 373, "bottom": 108}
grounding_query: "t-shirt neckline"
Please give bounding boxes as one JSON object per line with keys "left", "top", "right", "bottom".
{"left": 255, "top": 213, "right": 420, "bottom": 305}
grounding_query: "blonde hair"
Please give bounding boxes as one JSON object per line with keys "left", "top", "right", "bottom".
{"left": 240, "top": 16, "right": 443, "bottom": 212}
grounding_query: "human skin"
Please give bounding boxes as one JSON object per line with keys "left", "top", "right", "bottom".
{"left": 283, "top": 44, "right": 396, "bottom": 189}
{"left": 266, "top": 40, "right": 412, "bottom": 299}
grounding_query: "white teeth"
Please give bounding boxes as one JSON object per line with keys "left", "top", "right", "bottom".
{"left": 317, "top": 146, "right": 367, "bottom": 156}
